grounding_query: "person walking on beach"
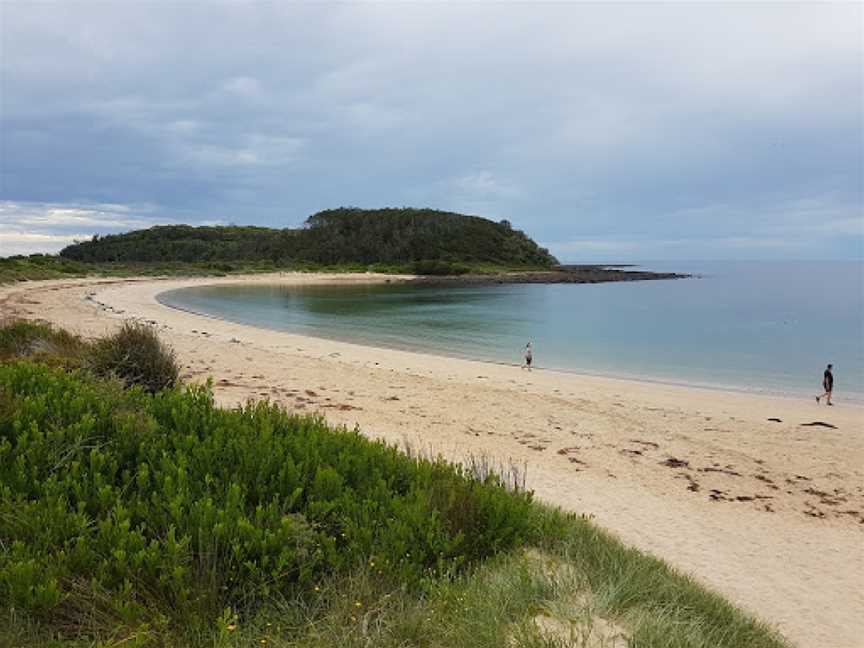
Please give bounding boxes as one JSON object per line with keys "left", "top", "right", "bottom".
{"left": 816, "top": 363, "right": 834, "bottom": 405}
{"left": 522, "top": 342, "right": 533, "bottom": 371}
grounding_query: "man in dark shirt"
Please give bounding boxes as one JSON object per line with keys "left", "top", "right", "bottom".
{"left": 816, "top": 364, "right": 834, "bottom": 405}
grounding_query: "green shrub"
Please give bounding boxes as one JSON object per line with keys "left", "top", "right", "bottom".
{"left": 0, "top": 320, "right": 88, "bottom": 368}
{"left": 88, "top": 321, "right": 179, "bottom": 393}
{"left": 0, "top": 363, "right": 536, "bottom": 636}
{"left": 411, "top": 260, "right": 471, "bottom": 276}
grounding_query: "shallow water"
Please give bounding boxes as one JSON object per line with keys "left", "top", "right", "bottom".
{"left": 159, "top": 261, "right": 864, "bottom": 400}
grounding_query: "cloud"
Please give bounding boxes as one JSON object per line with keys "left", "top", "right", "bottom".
{"left": 12, "top": 208, "right": 153, "bottom": 230}
{"left": 0, "top": 231, "right": 90, "bottom": 256}
{"left": 165, "top": 120, "right": 203, "bottom": 135}
{"left": 451, "top": 171, "right": 522, "bottom": 199}
{"left": 547, "top": 236, "right": 793, "bottom": 262}
{"left": 221, "top": 76, "right": 262, "bottom": 99}
{"left": 0, "top": 2, "right": 861, "bottom": 259}
{"left": 181, "top": 135, "right": 305, "bottom": 167}
{"left": 0, "top": 201, "right": 170, "bottom": 256}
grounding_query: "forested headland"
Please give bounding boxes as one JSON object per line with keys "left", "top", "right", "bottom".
{"left": 59, "top": 208, "right": 557, "bottom": 269}
{"left": 2, "top": 207, "right": 687, "bottom": 283}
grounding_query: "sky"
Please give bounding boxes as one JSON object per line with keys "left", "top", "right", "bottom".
{"left": 1, "top": 1, "right": 862, "bottom": 262}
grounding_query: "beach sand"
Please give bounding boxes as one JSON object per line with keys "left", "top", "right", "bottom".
{"left": 2, "top": 274, "right": 862, "bottom": 648}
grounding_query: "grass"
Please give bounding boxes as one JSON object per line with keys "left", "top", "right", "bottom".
{"left": 0, "top": 255, "right": 554, "bottom": 285}
{"left": 0, "top": 320, "right": 791, "bottom": 648}
{"left": 2, "top": 538, "right": 786, "bottom": 648}
{"left": 0, "top": 319, "right": 89, "bottom": 369}
{"left": 0, "top": 319, "right": 178, "bottom": 392}
{"left": 88, "top": 320, "right": 179, "bottom": 392}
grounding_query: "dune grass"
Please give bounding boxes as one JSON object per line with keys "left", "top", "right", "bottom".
{"left": 88, "top": 320, "right": 179, "bottom": 392}
{"left": 0, "top": 320, "right": 790, "bottom": 648}
{"left": 0, "top": 319, "right": 178, "bottom": 392}
{"left": 0, "top": 320, "right": 89, "bottom": 370}
{"left": 0, "top": 254, "right": 550, "bottom": 285}
{"left": 0, "top": 521, "right": 788, "bottom": 648}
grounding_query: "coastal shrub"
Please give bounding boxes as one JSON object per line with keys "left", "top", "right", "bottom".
{"left": 0, "top": 362, "right": 536, "bottom": 635}
{"left": 87, "top": 321, "right": 179, "bottom": 392}
{"left": 0, "top": 320, "right": 88, "bottom": 369}
{"left": 411, "top": 260, "right": 471, "bottom": 276}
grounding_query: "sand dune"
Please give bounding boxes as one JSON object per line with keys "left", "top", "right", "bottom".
{"left": 2, "top": 273, "right": 862, "bottom": 648}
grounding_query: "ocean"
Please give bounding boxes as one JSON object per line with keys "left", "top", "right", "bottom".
{"left": 158, "top": 261, "right": 864, "bottom": 401}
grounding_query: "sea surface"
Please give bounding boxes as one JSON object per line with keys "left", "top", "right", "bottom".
{"left": 158, "top": 261, "right": 864, "bottom": 401}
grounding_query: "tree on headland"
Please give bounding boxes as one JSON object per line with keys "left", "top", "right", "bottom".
{"left": 59, "top": 207, "right": 558, "bottom": 268}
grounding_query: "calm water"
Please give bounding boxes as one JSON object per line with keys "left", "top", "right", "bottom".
{"left": 159, "top": 261, "right": 864, "bottom": 400}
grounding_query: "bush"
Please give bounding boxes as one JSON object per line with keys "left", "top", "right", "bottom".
{"left": 411, "top": 260, "right": 471, "bottom": 276}
{"left": 0, "top": 320, "right": 87, "bottom": 368}
{"left": 88, "top": 321, "right": 179, "bottom": 393}
{"left": 0, "top": 363, "right": 537, "bottom": 635}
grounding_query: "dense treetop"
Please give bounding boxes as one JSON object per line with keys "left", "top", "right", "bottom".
{"left": 59, "top": 208, "right": 558, "bottom": 268}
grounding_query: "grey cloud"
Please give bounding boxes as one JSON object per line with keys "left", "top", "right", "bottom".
{"left": 0, "top": 200, "right": 176, "bottom": 256}
{"left": 1, "top": 1, "right": 861, "bottom": 259}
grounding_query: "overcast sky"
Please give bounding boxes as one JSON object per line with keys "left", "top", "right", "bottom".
{"left": 1, "top": 1, "right": 861, "bottom": 261}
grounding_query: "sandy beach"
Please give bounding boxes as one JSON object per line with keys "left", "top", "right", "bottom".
{"left": 2, "top": 273, "right": 862, "bottom": 648}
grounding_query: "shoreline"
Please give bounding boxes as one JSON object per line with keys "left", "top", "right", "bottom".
{"left": 408, "top": 265, "right": 690, "bottom": 285}
{"left": 155, "top": 279, "right": 862, "bottom": 405}
{"left": 2, "top": 273, "right": 864, "bottom": 648}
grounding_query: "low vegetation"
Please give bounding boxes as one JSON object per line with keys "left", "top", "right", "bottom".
{"left": 0, "top": 320, "right": 789, "bottom": 648}
{"left": 88, "top": 321, "right": 179, "bottom": 392}
{"left": 0, "top": 320, "right": 178, "bottom": 392}
{"left": 0, "top": 320, "right": 88, "bottom": 370}
{"left": 0, "top": 254, "right": 545, "bottom": 286}
{"left": 0, "top": 255, "right": 341, "bottom": 285}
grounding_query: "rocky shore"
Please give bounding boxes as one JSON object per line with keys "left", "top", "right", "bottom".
{"left": 412, "top": 264, "right": 690, "bottom": 285}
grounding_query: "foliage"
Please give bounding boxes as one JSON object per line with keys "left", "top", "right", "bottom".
{"left": 0, "top": 363, "right": 537, "bottom": 637}
{"left": 57, "top": 208, "right": 558, "bottom": 268}
{"left": 301, "top": 208, "right": 556, "bottom": 267}
{"left": 0, "top": 255, "right": 95, "bottom": 283}
{"left": 0, "top": 320, "right": 88, "bottom": 370}
{"left": 0, "top": 529, "right": 789, "bottom": 648}
{"left": 410, "top": 260, "right": 471, "bottom": 276}
{"left": 87, "top": 321, "right": 179, "bottom": 393}
{"left": 59, "top": 226, "right": 289, "bottom": 265}
{"left": 0, "top": 256, "right": 286, "bottom": 284}
{"left": 0, "top": 323, "right": 788, "bottom": 648}
{"left": 0, "top": 256, "right": 554, "bottom": 286}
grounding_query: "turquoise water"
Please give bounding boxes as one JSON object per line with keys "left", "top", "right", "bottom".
{"left": 158, "top": 261, "right": 864, "bottom": 400}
